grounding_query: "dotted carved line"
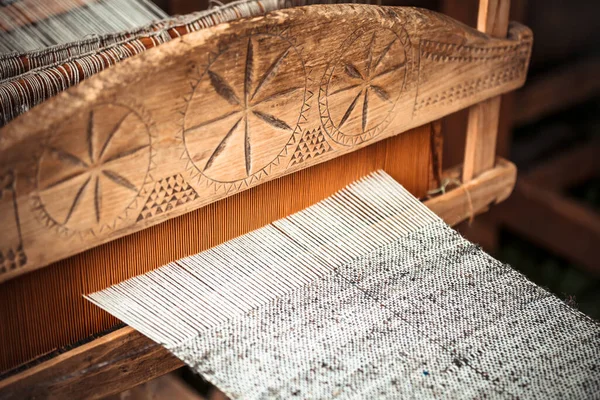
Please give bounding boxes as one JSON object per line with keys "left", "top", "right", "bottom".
{"left": 414, "top": 62, "right": 525, "bottom": 113}
{"left": 420, "top": 40, "right": 530, "bottom": 63}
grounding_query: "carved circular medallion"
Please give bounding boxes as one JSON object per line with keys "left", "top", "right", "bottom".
{"left": 319, "top": 26, "right": 411, "bottom": 146}
{"left": 35, "top": 103, "right": 153, "bottom": 235}
{"left": 183, "top": 33, "right": 306, "bottom": 185}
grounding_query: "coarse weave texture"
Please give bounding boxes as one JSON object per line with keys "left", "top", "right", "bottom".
{"left": 88, "top": 171, "right": 600, "bottom": 399}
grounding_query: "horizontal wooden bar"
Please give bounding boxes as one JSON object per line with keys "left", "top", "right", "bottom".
{"left": 0, "top": 4, "right": 532, "bottom": 282}
{"left": 103, "top": 372, "right": 209, "bottom": 400}
{"left": 427, "top": 157, "right": 516, "bottom": 226}
{"left": 0, "top": 327, "right": 181, "bottom": 400}
{"left": 0, "top": 158, "right": 517, "bottom": 400}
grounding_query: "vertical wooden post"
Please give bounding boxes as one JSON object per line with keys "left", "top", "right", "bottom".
{"left": 462, "top": 0, "right": 511, "bottom": 182}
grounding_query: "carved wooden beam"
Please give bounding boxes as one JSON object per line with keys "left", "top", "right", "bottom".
{"left": 0, "top": 5, "right": 532, "bottom": 281}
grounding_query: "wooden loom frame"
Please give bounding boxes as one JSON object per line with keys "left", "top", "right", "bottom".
{"left": 0, "top": 0, "right": 525, "bottom": 398}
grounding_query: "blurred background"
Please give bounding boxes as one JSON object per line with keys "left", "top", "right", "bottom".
{"left": 115, "top": 0, "right": 600, "bottom": 398}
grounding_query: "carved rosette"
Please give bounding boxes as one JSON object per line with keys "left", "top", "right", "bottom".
{"left": 319, "top": 25, "right": 412, "bottom": 146}
{"left": 183, "top": 32, "right": 307, "bottom": 193}
{"left": 33, "top": 102, "right": 154, "bottom": 237}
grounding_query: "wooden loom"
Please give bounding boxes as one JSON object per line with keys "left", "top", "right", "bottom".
{"left": 0, "top": 0, "right": 531, "bottom": 398}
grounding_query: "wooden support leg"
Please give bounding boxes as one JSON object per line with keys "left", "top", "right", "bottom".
{"left": 458, "top": 0, "right": 512, "bottom": 254}
{"left": 463, "top": 97, "right": 502, "bottom": 181}
{"left": 462, "top": 0, "right": 511, "bottom": 182}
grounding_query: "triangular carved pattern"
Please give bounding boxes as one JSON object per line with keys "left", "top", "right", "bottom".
{"left": 289, "top": 128, "right": 332, "bottom": 166}
{"left": 0, "top": 246, "right": 27, "bottom": 274}
{"left": 137, "top": 174, "right": 200, "bottom": 222}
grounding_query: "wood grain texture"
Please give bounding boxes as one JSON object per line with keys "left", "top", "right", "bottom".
{"left": 440, "top": 0, "right": 525, "bottom": 254}
{"left": 0, "top": 4, "right": 532, "bottom": 282}
{"left": 0, "top": 328, "right": 182, "bottom": 400}
{"left": 102, "top": 373, "right": 205, "bottom": 400}
{"left": 428, "top": 120, "right": 443, "bottom": 191}
{"left": 462, "top": 0, "right": 512, "bottom": 182}
{"left": 462, "top": 96, "right": 502, "bottom": 181}
{"left": 0, "top": 158, "right": 517, "bottom": 400}
{"left": 477, "top": 0, "right": 511, "bottom": 37}
{"left": 427, "top": 157, "right": 516, "bottom": 226}
{"left": 440, "top": 0, "right": 526, "bottom": 168}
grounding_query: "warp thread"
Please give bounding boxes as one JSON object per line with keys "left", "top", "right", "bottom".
{"left": 88, "top": 171, "right": 600, "bottom": 399}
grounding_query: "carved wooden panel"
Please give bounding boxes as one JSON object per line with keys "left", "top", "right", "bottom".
{"left": 32, "top": 102, "right": 155, "bottom": 237}
{"left": 0, "top": 5, "right": 532, "bottom": 281}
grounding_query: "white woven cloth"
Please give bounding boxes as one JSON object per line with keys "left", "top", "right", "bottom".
{"left": 88, "top": 171, "right": 600, "bottom": 399}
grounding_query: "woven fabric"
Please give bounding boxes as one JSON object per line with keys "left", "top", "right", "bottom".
{"left": 88, "top": 171, "right": 600, "bottom": 399}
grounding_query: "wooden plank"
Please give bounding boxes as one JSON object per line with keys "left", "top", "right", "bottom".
{"left": 427, "top": 158, "right": 516, "bottom": 226}
{"left": 463, "top": 96, "right": 502, "bottom": 181}
{"left": 494, "top": 0, "right": 526, "bottom": 159}
{"left": 513, "top": 57, "right": 600, "bottom": 125}
{"left": 428, "top": 120, "right": 443, "bottom": 191}
{"left": 496, "top": 179, "right": 600, "bottom": 276}
{"left": 0, "top": 5, "right": 533, "bottom": 282}
{"left": 443, "top": 0, "right": 526, "bottom": 255}
{"left": 427, "top": 156, "right": 517, "bottom": 254}
{"left": 0, "top": 159, "right": 518, "bottom": 400}
{"left": 0, "top": 328, "right": 182, "bottom": 400}
{"left": 476, "top": 0, "right": 511, "bottom": 37}
{"left": 103, "top": 373, "right": 205, "bottom": 400}
{"left": 524, "top": 140, "right": 600, "bottom": 191}
{"left": 462, "top": 0, "right": 513, "bottom": 182}
{"left": 440, "top": 0, "right": 526, "bottom": 166}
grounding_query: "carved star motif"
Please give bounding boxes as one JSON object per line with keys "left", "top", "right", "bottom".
{"left": 39, "top": 107, "right": 150, "bottom": 227}
{"left": 329, "top": 33, "right": 406, "bottom": 133}
{"left": 184, "top": 37, "right": 302, "bottom": 178}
